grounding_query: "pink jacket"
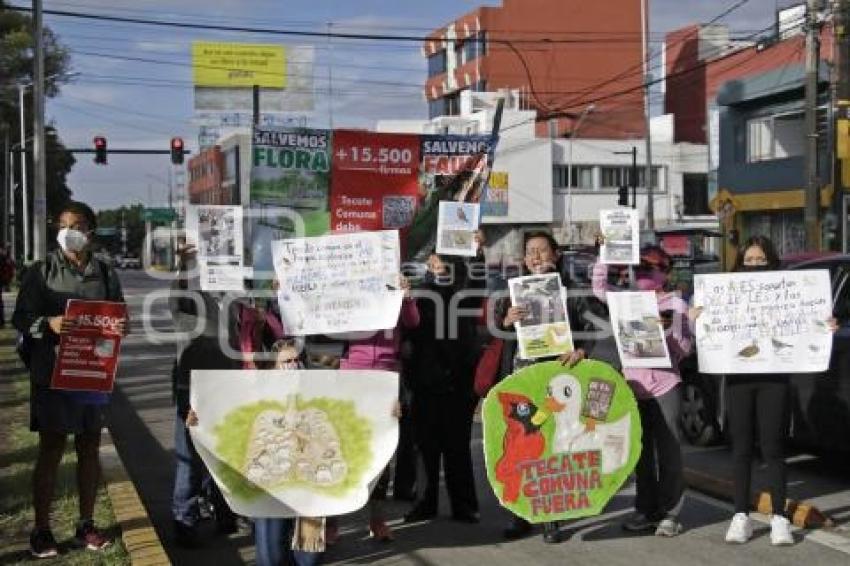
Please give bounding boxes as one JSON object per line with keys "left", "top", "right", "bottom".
{"left": 591, "top": 262, "right": 692, "bottom": 400}
{"left": 339, "top": 298, "right": 420, "bottom": 372}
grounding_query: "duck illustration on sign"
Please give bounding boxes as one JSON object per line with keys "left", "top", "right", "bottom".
{"left": 482, "top": 360, "right": 641, "bottom": 523}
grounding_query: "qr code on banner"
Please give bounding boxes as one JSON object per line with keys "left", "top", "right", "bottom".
{"left": 382, "top": 196, "right": 416, "bottom": 229}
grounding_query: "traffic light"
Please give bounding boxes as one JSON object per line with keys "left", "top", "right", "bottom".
{"left": 617, "top": 185, "right": 629, "bottom": 206}
{"left": 93, "top": 136, "right": 107, "bottom": 165}
{"left": 170, "top": 137, "right": 184, "bottom": 165}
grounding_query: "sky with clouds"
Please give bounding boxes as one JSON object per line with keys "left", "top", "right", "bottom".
{"left": 7, "top": 0, "right": 800, "bottom": 210}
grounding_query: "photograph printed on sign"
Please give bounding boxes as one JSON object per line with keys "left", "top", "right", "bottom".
{"left": 186, "top": 204, "right": 245, "bottom": 291}
{"left": 508, "top": 273, "right": 574, "bottom": 360}
{"left": 436, "top": 201, "right": 480, "bottom": 257}
{"left": 606, "top": 291, "right": 672, "bottom": 369}
{"left": 599, "top": 209, "right": 640, "bottom": 265}
{"left": 693, "top": 270, "right": 833, "bottom": 374}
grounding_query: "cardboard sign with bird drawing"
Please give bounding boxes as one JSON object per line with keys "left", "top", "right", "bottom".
{"left": 482, "top": 361, "right": 642, "bottom": 522}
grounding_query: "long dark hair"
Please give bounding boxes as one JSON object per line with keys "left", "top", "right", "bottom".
{"left": 732, "top": 235, "right": 781, "bottom": 271}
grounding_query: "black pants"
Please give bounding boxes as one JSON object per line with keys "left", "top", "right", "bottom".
{"left": 411, "top": 390, "right": 478, "bottom": 515}
{"left": 726, "top": 376, "right": 789, "bottom": 516}
{"left": 393, "top": 397, "right": 418, "bottom": 498}
{"left": 635, "top": 386, "right": 684, "bottom": 520}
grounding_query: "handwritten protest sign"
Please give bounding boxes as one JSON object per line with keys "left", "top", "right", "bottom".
{"left": 606, "top": 291, "right": 672, "bottom": 369}
{"left": 693, "top": 270, "right": 833, "bottom": 374}
{"left": 186, "top": 204, "right": 245, "bottom": 291}
{"left": 599, "top": 209, "right": 639, "bottom": 265}
{"left": 508, "top": 273, "right": 574, "bottom": 359}
{"left": 190, "top": 369, "right": 399, "bottom": 518}
{"left": 51, "top": 300, "right": 128, "bottom": 393}
{"left": 272, "top": 230, "right": 403, "bottom": 335}
{"left": 482, "top": 360, "right": 641, "bottom": 523}
{"left": 436, "top": 201, "right": 480, "bottom": 257}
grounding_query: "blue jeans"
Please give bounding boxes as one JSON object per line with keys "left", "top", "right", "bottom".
{"left": 172, "top": 410, "right": 232, "bottom": 527}
{"left": 254, "top": 518, "right": 322, "bottom": 566}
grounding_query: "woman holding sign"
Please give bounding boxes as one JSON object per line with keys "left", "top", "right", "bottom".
{"left": 591, "top": 245, "right": 692, "bottom": 538}
{"left": 495, "top": 231, "right": 588, "bottom": 544}
{"left": 693, "top": 236, "right": 837, "bottom": 546}
{"left": 13, "top": 201, "right": 127, "bottom": 559}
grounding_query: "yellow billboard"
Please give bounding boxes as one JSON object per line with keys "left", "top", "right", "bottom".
{"left": 192, "top": 42, "right": 286, "bottom": 88}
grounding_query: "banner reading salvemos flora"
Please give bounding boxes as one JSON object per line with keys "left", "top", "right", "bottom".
{"left": 482, "top": 360, "right": 641, "bottom": 523}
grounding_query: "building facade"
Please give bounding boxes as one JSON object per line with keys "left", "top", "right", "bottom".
{"left": 423, "top": 0, "right": 646, "bottom": 139}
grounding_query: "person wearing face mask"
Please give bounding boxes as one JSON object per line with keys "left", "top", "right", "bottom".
{"left": 692, "top": 236, "right": 837, "bottom": 546}
{"left": 590, "top": 244, "right": 692, "bottom": 538}
{"left": 12, "top": 201, "right": 128, "bottom": 559}
{"left": 403, "top": 249, "right": 485, "bottom": 524}
{"left": 495, "top": 231, "right": 589, "bottom": 544}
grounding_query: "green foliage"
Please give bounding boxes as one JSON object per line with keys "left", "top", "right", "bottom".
{"left": 95, "top": 204, "right": 146, "bottom": 256}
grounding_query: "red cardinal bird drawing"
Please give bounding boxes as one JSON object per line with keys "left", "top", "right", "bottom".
{"left": 495, "top": 392, "right": 548, "bottom": 503}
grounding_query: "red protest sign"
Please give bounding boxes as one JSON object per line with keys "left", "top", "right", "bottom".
{"left": 329, "top": 129, "right": 421, "bottom": 233}
{"left": 50, "top": 300, "right": 128, "bottom": 393}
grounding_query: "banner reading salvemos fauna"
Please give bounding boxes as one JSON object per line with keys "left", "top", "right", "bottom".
{"left": 693, "top": 270, "right": 833, "bottom": 374}
{"left": 482, "top": 361, "right": 641, "bottom": 523}
{"left": 189, "top": 369, "right": 399, "bottom": 518}
{"left": 272, "top": 230, "right": 402, "bottom": 335}
{"left": 249, "top": 127, "right": 331, "bottom": 278}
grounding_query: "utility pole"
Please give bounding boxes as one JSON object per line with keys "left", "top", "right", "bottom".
{"left": 2, "top": 129, "right": 8, "bottom": 248}
{"left": 804, "top": 0, "right": 822, "bottom": 251}
{"left": 641, "top": 0, "right": 655, "bottom": 230}
{"left": 18, "top": 84, "right": 29, "bottom": 261}
{"left": 32, "top": 0, "right": 47, "bottom": 261}
{"left": 835, "top": 0, "right": 850, "bottom": 251}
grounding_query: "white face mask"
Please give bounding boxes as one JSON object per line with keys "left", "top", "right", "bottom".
{"left": 56, "top": 228, "right": 89, "bottom": 253}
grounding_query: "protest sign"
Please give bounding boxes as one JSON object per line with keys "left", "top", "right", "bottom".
{"left": 186, "top": 204, "right": 245, "bottom": 291}
{"left": 508, "top": 273, "right": 574, "bottom": 360}
{"left": 693, "top": 270, "right": 833, "bottom": 374}
{"left": 249, "top": 127, "right": 331, "bottom": 277}
{"left": 330, "top": 129, "right": 421, "bottom": 234}
{"left": 272, "top": 230, "right": 403, "bottom": 335}
{"left": 51, "top": 300, "right": 128, "bottom": 393}
{"left": 606, "top": 291, "right": 672, "bottom": 369}
{"left": 599, "top": 209, "right": 639, "bottom": 265}
{"left": 190, "top": 369, "right": 399, "bottom": 518}
{"left": 436, "top": 201, "right": 480, "bottom": 257}
{"left": 482, "top": 360, "right": 641, "bottom": 523}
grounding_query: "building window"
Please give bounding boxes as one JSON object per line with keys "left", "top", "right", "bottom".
{"left": 600, "top": 166, "right": 660, "bottom": 190}
{"left": 600, "top": 166, "right": 623, "bottom": 189}
{"left": 682, "top": 173, "right": 711, "bottom": 215}
{"left": 428, "top": 50, "right": 447, "bottom": 77}
{"left": 463, "top": 32, "right": 487, "bottom": 63}
{"left": 445, "top": 92, "right": 461, "bottom": 116}
{"left": 553, "top": 165, "right": 594, "bottom": 189}
{"left": 454, "top": 40, "right": 465, "bottom": 67}
{"left": 472, "top": 79, "right": 487, "bottom": 92}
{"left": 428, "top": 97, "right": 447, "bottom": 119}
{"left": 747, "top": 111, "right": 804, "bottom": 162}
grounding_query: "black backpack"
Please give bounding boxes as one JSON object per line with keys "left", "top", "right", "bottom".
{"left": 16, "top": 259, "right": 113, "bottom": 370}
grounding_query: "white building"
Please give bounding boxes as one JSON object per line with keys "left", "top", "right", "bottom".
{"left": 377, "top": 90, "right": 715, "bottom": 265}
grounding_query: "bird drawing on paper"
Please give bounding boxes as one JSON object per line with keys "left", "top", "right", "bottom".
{"left": 771, "top": 337, "right": 793, "bottom": 353}
{"left": 456, "top": 206, "right": 470, "bottom": 224}
{"left": 495, "top": 392, "right": 548, "bottom": 503}
{"left": 737, "top": 340, "right": 760, "bottom": 358}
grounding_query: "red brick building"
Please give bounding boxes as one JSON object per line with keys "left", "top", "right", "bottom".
{"left": 187, "top": 146, "right": 228, "bottom": 205}
{"left": 423, "top": 0, "right": 645, "bottom": 139}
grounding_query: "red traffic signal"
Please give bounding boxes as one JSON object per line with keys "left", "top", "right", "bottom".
{"left": 170, "top": 137, "right": 184, "bottom": 165}
{"left": 93, "top": 136, "right": 107, "bottom": 165}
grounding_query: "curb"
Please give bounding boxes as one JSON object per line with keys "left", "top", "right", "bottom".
{"left": 101, "top": 428, "right": 171, "bottom": 565}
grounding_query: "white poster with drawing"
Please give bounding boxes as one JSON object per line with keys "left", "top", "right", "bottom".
{"left": 272, "top": 230, "right": 403, "bottom": 335}
{"left": 606, "top": 291, "right": 672, "bottom": 369}
{"left": 508, "top": 273, "right": 575, "bottom": 360}
{"left": 186, "top": 204, "right": 245, "bottom": 291}
{"left": 190, "top": 369, "right": 399, "bottom": 518}
{"left": 436, "top": 201, "right": 480, "bottom": 256}
{"left": 693, "top": 270, "right": 833, "bottom": 374}
{"left": 599, "top": 209, "right": 639, "bottom": 265}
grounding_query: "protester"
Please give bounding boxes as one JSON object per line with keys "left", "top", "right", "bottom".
{"left": 12, "top": 201, "right": 127, "bottom": 559}
{"left": 0, "top": 243, "right": 14, "bottom": 327}
{"left": 169, "top": 243, "right": 239, "bottom": 547}
{"left": 691, "top": 235, "right": 837, "bottom": 546}
{"left": 330, "top": 274, "right": 419, "bottom": 542}
{"left": 591, "top": 244, "right": 691, "bottom": 537}
{"left": 403, "top": 249, "right": 485, "bottom": 524}
{"left": 494, "top": 231, "right": 588, "bottom": 544}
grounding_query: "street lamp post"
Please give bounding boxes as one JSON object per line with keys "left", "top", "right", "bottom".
{"left": 18, "top": 84, "right": 29, "bottom": 261}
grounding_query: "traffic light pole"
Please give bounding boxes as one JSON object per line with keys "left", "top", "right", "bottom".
{"left": 804, "top": 0, "right": 822, "bottom": 251}
{"left": 32, "top": 0, "right": 47, "bottom": 262}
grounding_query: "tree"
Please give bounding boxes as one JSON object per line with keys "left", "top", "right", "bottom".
{"left": 96, "top": 204, "right": 146, "bottom": 257}
{"left": 0, "top": 1, "right": 74, "bottom": 255}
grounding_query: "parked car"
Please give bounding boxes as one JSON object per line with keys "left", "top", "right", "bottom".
{"left": 116, "top": 255, "right": 142, "bottom": 269}
{"left": 679, "top": 254, "right": 850, "bottom": 452}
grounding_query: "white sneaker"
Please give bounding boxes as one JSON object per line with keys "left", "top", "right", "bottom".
{"left": 770, "top": 515, "right": 794, "bottom": 546}
{"left": 724, "top": 513, "right": 752, "bottom": 544}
